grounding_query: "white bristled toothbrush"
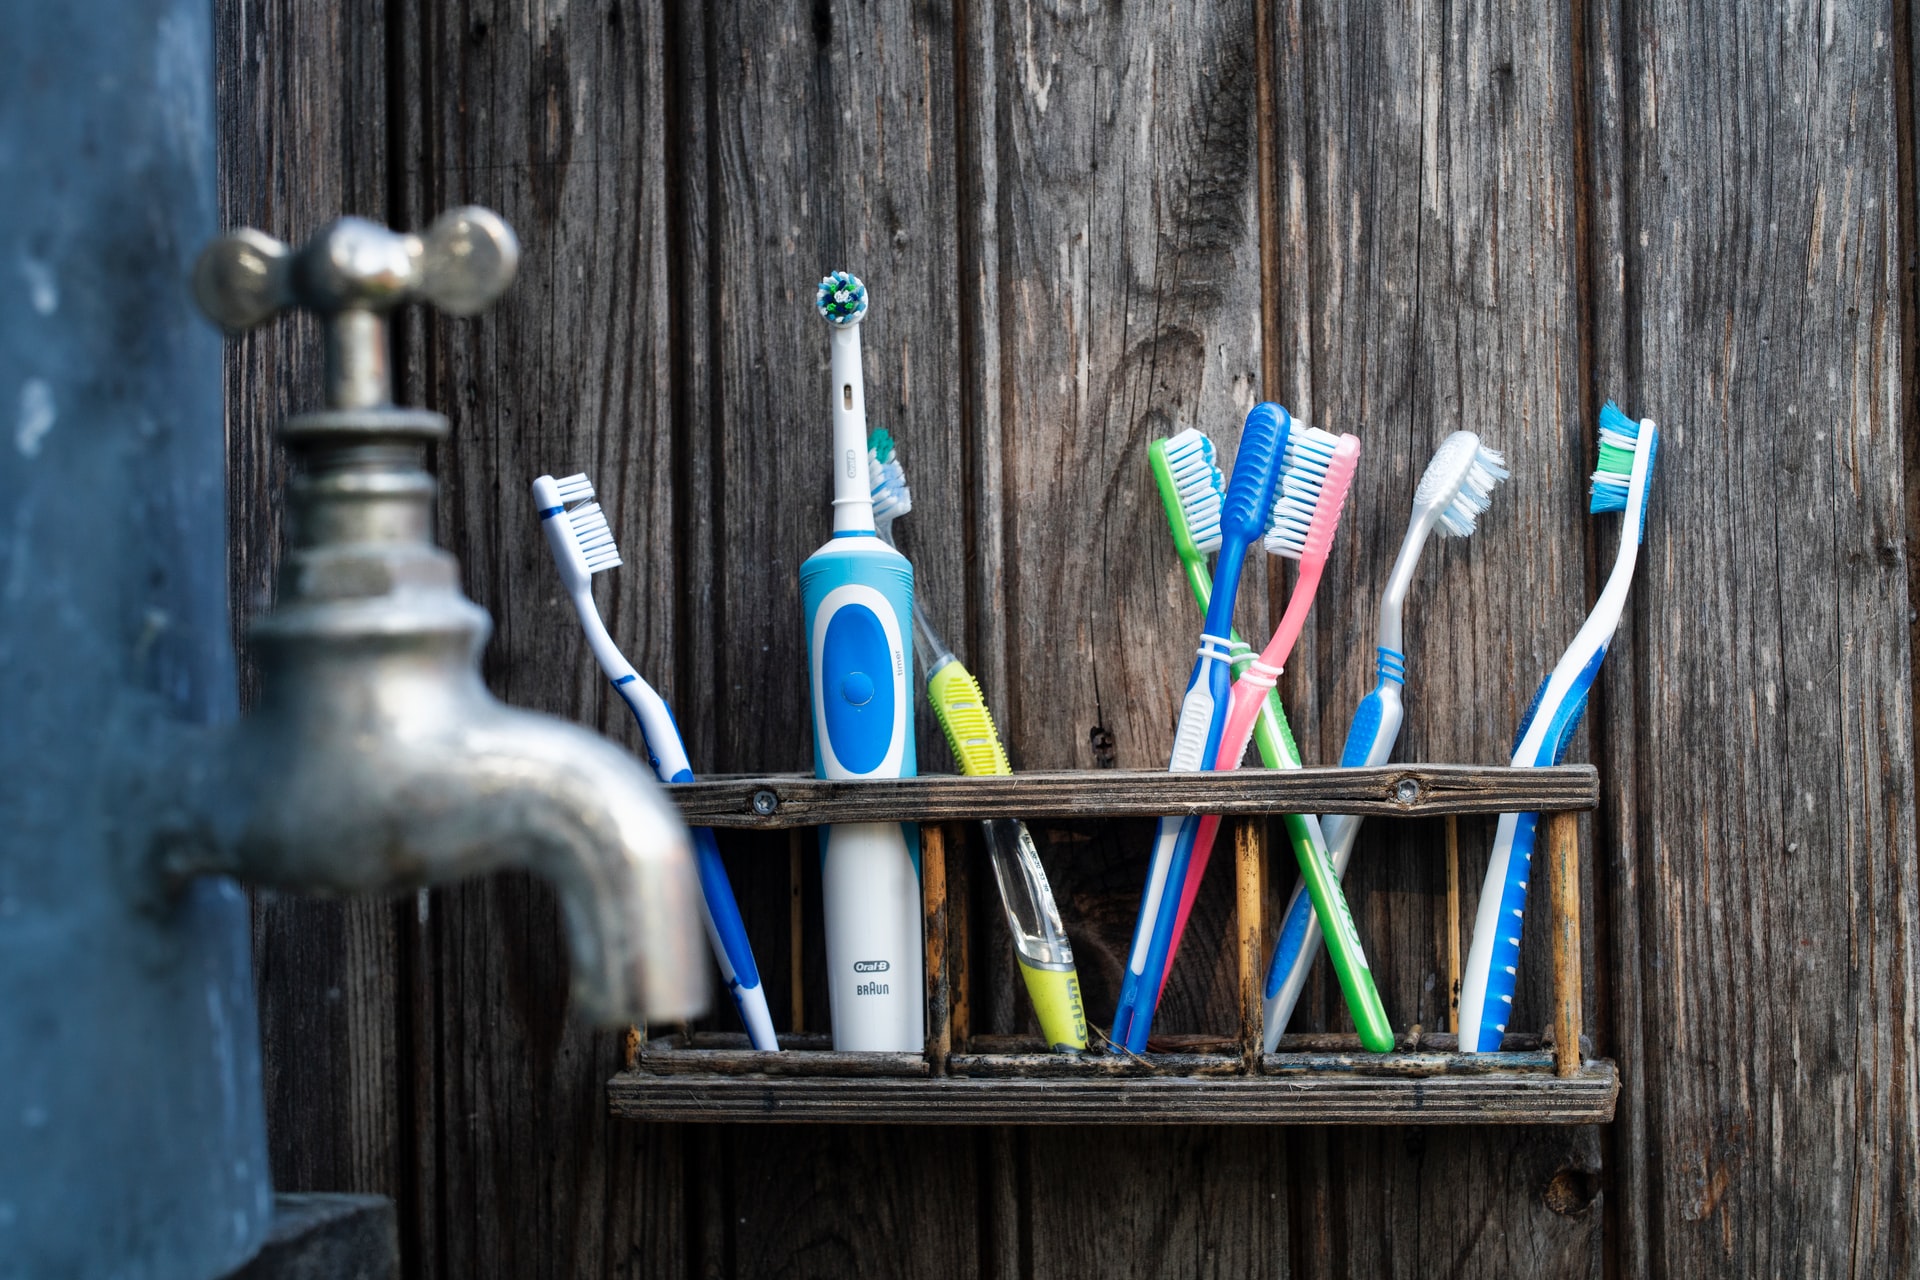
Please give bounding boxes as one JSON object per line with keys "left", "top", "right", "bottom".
{"left": 531, "top": 473, "right": 779, "bottom": 1050}
{"left": 1263, "top": 432, "right": 1508, "bottom": 1048}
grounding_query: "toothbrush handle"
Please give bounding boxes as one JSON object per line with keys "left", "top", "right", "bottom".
{"left": 1152, "top": 674, "right": 1391, "bottom": 1053}
{"left": 610, "top": 680, "right": 779, "bottom": 1051}
{"left": 691, "top": 826, "right": 779, "bottom": 1050}
{"left": 1458, "top": 810, "right": 1537, "bottom": 1052}
{"left": 1263, "top": 659, "right": 1406, "bottom": 1044}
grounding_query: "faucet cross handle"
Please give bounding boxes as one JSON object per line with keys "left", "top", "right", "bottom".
{"left": 193, "top": 207, "right": 520, "bottom": 410}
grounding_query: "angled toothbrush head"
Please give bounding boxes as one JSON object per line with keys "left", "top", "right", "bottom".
{"left": 816, "top": 270, "right": 869, "bottom": 326}
{"left": 1149, "top": 428, "right": 1225, "bottom": 562}
{"left": 1417, "top": 430, "right": 1511, "bottom": 538}
{"left": 1263, "top": 426, "right": 1362, "bottom": 562}
{"left": 1591, "top": 400, "right": 1659, "bottom": 541}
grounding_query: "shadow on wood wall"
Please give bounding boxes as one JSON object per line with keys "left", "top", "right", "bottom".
{"left": 217, "top": 0, "right": 1919, "bottom": 1275}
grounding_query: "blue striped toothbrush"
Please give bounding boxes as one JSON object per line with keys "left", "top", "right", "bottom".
{"left": 1110, "top": 402, "right": 1290, "bottom": 1053}
{"left": 531, "top": 473, "right": 779, "bottom": 1049}
{"left": 1456, "top": 402, "right": 1657, "bottom": 1053}
{"left": 1263, "top": 431, "right": 1508, "bottom": 1049}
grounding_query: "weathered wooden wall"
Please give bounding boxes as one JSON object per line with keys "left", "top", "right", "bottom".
{"left": 216, "top": 0, "right": 1920, "bottom": 1275}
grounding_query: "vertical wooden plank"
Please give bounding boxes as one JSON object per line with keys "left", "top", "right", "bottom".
{"left": 212, "top": 0, "right": 412, "bottom": 1251}
{"left": 693, "top": 1, "right": 978, "bottom": 1274}
{"left": 1548, "top": 812, "right": 1582, "bottom": 1078}
{"left": 1236, "top": 818, "right": 1266, "bottom": 1069}
{"left": 1024, "top": 1129, "right": 1289, "bottom": 1280}
{"left": 971, "top": 0, "right": 1278, "bottom": 1268}
{"left": 1268, "top": 0, "right": 1605, "bottom": 1271}
{"left": 390, "top": 0, "right": 690, "bottom": 1275}
{"left": 789, "top": 830, "right": 806, "bottom": 1033}
{"left": 1601, "top": 0, "right": 1920, "bottom": 1273}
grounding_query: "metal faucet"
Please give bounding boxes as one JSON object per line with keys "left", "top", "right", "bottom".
{"left": 155, "top": 208, "right": 707, "bottom": 1026}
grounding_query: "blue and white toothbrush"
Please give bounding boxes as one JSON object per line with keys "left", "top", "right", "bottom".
{"left": 1263, "top": 432, "right": 1508, "bottom": 1049}
{"left": 1456, "top": 402, "right": 1658, "bottom": 1053}
{"left": 1110, "top": 402, "right": 1289, "bottom": 1053}
{"left": 803, "top": 271, "right": 925, "bottom": 1052}
{"left": 531, "top": 473, "right": 779, "bottom": 1050}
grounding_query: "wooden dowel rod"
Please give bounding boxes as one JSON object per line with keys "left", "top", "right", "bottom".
{"left": 1548, "top": 811, "right": 1582, "bottom": 1078}
{"left": 922, "top": 823, "right": 951, "bottom": 1075}
{"left": 948, "top": 824, "right": 971, "bottom": 1050}
{"left": 788, "top": 830, "right": 805, "bottom": 1034}
{"left": 1236, "top": 816, "right": 1265, "bottom": 1072}
{"left": 1445, "top": 815, "right": 1461, "bottom": 1034}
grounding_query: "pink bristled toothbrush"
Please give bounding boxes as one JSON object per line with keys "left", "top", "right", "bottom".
{"left": 1155, "top": 428, "right": 1394, "bottom": 1053}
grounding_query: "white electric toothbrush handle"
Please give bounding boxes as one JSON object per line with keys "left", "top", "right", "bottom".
{"left": 830, "top": 325, "right": 875, "bottom": 533}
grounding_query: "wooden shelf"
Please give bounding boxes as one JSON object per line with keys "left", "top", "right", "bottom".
{"left": 612, "top": 768, "right": 1609, "bottom": 1127}
{"left": 612, "top": 1034, "right": 1619, "bottom": 1126}
{"left": 666, "top": 764, "right": 1597, "bottom": 829}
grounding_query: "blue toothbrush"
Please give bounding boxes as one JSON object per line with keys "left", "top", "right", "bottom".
{"left": 1456, "top": 402, "right": 1658, "bottom": 1051}
{"left": 1110, "top": 403, "right": 1290, "bottom": 1052}
{"left": 531, "top": 473, "right": 778, "bottom": 1049}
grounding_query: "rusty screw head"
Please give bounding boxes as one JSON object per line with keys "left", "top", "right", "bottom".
{"left": 751, "top": 789, "right": 778, "bottom": 816}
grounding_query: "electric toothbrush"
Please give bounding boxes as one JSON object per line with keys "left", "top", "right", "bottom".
{"left": 803, "top": 271, "right": 925, "bottom": 1052}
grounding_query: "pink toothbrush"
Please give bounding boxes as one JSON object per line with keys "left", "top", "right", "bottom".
{"left": 1159, "top": 428, "right": 1362, "bottom": 990}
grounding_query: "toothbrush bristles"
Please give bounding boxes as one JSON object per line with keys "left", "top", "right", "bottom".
{"left": 567, "top": 501, "right": 623, "bottom": 573}
{"left": 553, "top": 473, "right": 596, "bottom": 505}
{"left": 1264, "top": 427, "right": 1347, "bottom": 558}
{"left": 1589, "top": 400, "right": 1643, "bottom": 514}
{"left": 1435, "top": 444, "right": 1510, "bottom": 538}
{"left": 1163, "top": 428, "right": 1224, "bottom": 553}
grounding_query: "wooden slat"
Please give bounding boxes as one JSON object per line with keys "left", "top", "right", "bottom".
{"left": 389, "top": 2, "right": 690, "bottom": 1277}
{"left": 671, "top": 764, "right": 1598, "bottom": 827}
{"left": 1236, "top": 817, "right": 1266, "bottom": 1068}
{"left": 922, "top": 825, "right": 951, "bottom": 1076}
{"left": 1264, "top": 0, "right": 1605, "bottom": 1270}
{"left": 608, "top": 1062, "right": 1620, "bottom": 1126}
{"left": 1605, "top": 0, "right": 1920, "bottom": 1271}
{"left": 212, "top": 0, "right": 415, "bottom": 1264}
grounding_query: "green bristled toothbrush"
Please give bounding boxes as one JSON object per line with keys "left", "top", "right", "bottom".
{"left": 869, "top": 430, "right": 1088, "bottom": 1052}
{"left": 1151, "top": 428, "right": 1392, "bottom": 1051}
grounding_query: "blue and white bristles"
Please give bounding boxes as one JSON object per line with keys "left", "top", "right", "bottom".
{"left": 1431, "top": 441, "right": 1510, "bottom": 538}
{"left": 816, "top": 270, "right": 869, "bottom": 326}
{"left": 1163, "top": 428, "right": 1226, "bottom": 553}
{"left": 1265, "top": 426, "right": 1343, "bottom": 558}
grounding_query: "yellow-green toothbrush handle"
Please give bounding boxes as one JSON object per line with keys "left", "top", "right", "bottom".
{"left": 928, "top": 660, "right": 1089, "bottom": 1052}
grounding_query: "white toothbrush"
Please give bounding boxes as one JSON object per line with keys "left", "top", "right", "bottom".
{"left": 531, "top": 473, "right": 779, "bottom": 1050}
{"left": 1264, "top": 432, "right": 1508, "bottom": 1046}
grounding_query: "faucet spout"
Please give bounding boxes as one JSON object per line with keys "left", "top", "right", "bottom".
{"left": 171, "top": 209, "right": 709, "bottom": 1028}
{"left": 154, "top": 399, "right": 709, "bottom": 1027}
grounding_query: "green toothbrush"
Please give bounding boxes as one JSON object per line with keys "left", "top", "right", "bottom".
{"left": 1150, "top": 428, "right": 1393, "bottom": 1052}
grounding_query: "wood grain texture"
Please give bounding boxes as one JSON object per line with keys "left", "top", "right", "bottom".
{"left": 1548, "top": 812, "right": 1582, "bottom": 1077}
{"left": 1605, "top": 0, "right": 1920, "bottom": 1273}
{"left": 671, "top": 764, "right": 1598, "bottom": 827}
{"left": 688, "top": 2, "right": 980, "bottom": 1276}
{"left": 218, "top": 0, "right": 1920, "bottom": 1272}
{"left": 391, "top": 0, "right": 689, "bottom": 1276}
{"left": 1264, "top": 0, "right": 1608, "bottom": 1274}
{"left": 610, "top": 1064, "right": 1619, "bottom": 1126}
